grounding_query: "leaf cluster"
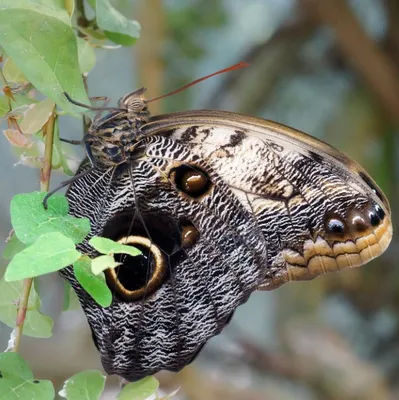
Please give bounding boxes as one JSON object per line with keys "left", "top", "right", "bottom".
{"left": 0, "top": 1, "right": 174, "bottom": 398}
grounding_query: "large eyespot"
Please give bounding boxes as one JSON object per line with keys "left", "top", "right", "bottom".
{"left": 104, "top": 236, "right": 166, "bottom": 302}
{"left": 170, "top": 165, "right": 212, "bottom": 198}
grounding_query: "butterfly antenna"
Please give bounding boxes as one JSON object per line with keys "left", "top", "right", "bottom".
{"left": 63, "top": 92, "right": 125, "bottom": 112}
{"left": 146, "top": 61, "right": 250, "bottom": 103}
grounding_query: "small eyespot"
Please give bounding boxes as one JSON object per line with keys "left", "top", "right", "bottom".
{"left": 170, "top": 165, "right": 212, "bottom": 198}
{"left": 326, "top": 218, "right": 346, "bottom": 234}
{"left": 368, "top": 210, "right": 381, "bottom": 227}
{"left": 181, "top": 224, "right": 200, "bottom": 249}
{"left": 350, "top": 214, "right": 368, "bottom": 232}
{"left": 374, "top": 204, "right": 385, "bottom": 220}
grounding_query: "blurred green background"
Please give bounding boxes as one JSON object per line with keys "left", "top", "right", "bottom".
{"left": 1, "top": 0, "right": 399, "bottom": 398}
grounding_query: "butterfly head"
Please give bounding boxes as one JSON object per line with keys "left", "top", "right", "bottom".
{"left": 84, "top": 88, "right": 151, "bottom": 167}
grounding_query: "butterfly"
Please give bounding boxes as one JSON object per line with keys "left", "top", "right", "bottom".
{"left": 51, "top": 64, "right": 392, "bottom": 382}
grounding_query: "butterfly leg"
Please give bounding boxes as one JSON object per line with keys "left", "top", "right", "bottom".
{"left": 90, "top": 96, "right": 111, "bottom": 120}
{"left": 59, "top": 138, "right": 82, "bottom": 145}
{"left": 42, "top": 166, "right": 96, "bottom": 209}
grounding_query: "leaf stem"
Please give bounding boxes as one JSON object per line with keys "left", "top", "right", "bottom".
{"left": 40, "top": 107, "right": 56, "bottom": 191}
{"left": 13, "top": 279, "right": 33, "bottom": 352}
{"left": 13, "top": 106, "right": 57, "bottom": 352}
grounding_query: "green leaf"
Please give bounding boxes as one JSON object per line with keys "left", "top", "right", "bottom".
{"left": 91, "top": 255, "right": 120, "bottom": 276}
{"left": 3, "top": 57, "right": 27, "bottom": 83}
{"left": 96, "top": 0, "right": 140, "bottom": 46}
{"left": 0, "top": 352, "right": 33, "bottom": 380}
{"left": 5, "top": 232, "right": 81, "bottom": 281}
{"left": 0, "top": 279, "right": 53, "bottom": 337}
{"left": 0, "top": 378, "right": 54, "bottom": 400}
{"left": 117, "top": 377, "right": 159, "bottom": 400}
{"left": 0, "top": 356, "right": 55, "bottom": 400}
{"left": 2, "top": 234, "right": 26, "bottom": 260}
{"left": 77, "top": 38, "right": 96, "bottom": 75}
{"left": 0, "top": 0, "right": 90, "bottom": 115}
{"left": 89, "top": 237, "right": 141, "bottom": 257}
{"left": 19, "top": 98, "right": 54, "bottom": 134}
{"left": 62, "top": 281, "right": 80, "bottom": 311}
{"left": 59, "top": 369, "right": 106, "bottom": 400}
{"left": 11, "top": 192, "right": 90, "bottom": 245}
{"left": 74, "top": 258, "right": 112, "bottom": 307}
{"left": 63, "top": 0, "right": 75, "bottom": 16}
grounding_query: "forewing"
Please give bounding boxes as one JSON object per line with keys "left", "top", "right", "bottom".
{"left": 143, "top": 110, "right": 392, "bottom": 289}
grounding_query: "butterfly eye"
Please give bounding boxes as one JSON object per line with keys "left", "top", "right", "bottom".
{"left": 170, "top": 165, "right": 212, "bottom": 198}
{"left": 127, "top": 98, "right": 147, "bottom": 113}
{"left": 104, "top": 236, "right": 166, "bottom": 302}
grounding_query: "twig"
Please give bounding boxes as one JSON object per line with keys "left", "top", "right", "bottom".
{"left": 13, "top": 107, "right": 56, "bottom": 353}
{"left": 300, "top": 0, "right": 399, "bottom": 124}
{"left": 75, "top": 0, "right": 90, "bottom": 32}
{"left": 40, "top": 109, "right": 56, "bottom": 191}
{"left": 135, "top": 0, "right": 165, "bottom": 115}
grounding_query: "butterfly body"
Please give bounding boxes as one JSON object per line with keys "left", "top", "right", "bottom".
{"left": 61, "top": 91, "right": 392, "bottom": 381}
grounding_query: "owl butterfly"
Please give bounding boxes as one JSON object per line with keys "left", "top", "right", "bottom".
{"left": 53, "top": 63, "right": 392, "bottom": 382}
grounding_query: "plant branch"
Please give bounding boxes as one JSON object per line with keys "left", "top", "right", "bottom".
{"left": 40, "top": 108, "right": 56, "bottom": 191}
{"left": 13, "top": 107, "right": 56, "bottom": 353}
{"left": 300, "top": 0, "right": 399, "bottom": 124}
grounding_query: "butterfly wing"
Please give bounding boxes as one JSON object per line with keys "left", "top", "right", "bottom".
{"left": 144, "top": 110, "right": 392, "bottom": 287}
{"left": 63, "top": 109, "right": 392, "bottom": 381}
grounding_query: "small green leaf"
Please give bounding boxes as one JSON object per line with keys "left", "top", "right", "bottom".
{"left": 77, "top": 38, "right": 96, "bottom": 74}
{"left": 91, "top": 255, "right": 120, "bottom": 276}
{"left": 63, "top": 0, "right": 75, "bottom": 16}
{"left": 117, "top": 377, "right": 159, "bottom": 400}
{"left": 96, "top": 0, "right": 140, "bottom": 46}
{"left": 0, "top": 279, "right": 53, "bottom": 338}
{"left": 62, "top": 281, "right": 81, "bottom": 311}
{"left": 19, "top": 98, "right": 54, "bottom": 134}
{"left": 11, "top": 192, "right": 90, "bottom": 245}
{"left": 0, "top": 378, "right": 53, "bottom": 400}
{"left": 59, "top": 370, "right": 106, "bottom": 400}
{"left": 5, "top": 232, "right": 81, "bottom": 281}
{"left": 89, "top": 236, "right": 141, "bottom": 257}
{"left": 74, "top": 258, "right": 112, "bottom": 307}
{"left": 3, "top": 57, "right": 27, "bottom": 83}
{"left": 0, "top": 352, "right": 33, "bottom": 380}
{"left": 0, "top": 0, "right": 89, "bottom": 115}
{"left": 2, "top": 234, "right": 26, "bottom": 260}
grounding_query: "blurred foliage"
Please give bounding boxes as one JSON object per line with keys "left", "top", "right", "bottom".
{"left": 161, "top": 0, "right": 228, "bottom": 112}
